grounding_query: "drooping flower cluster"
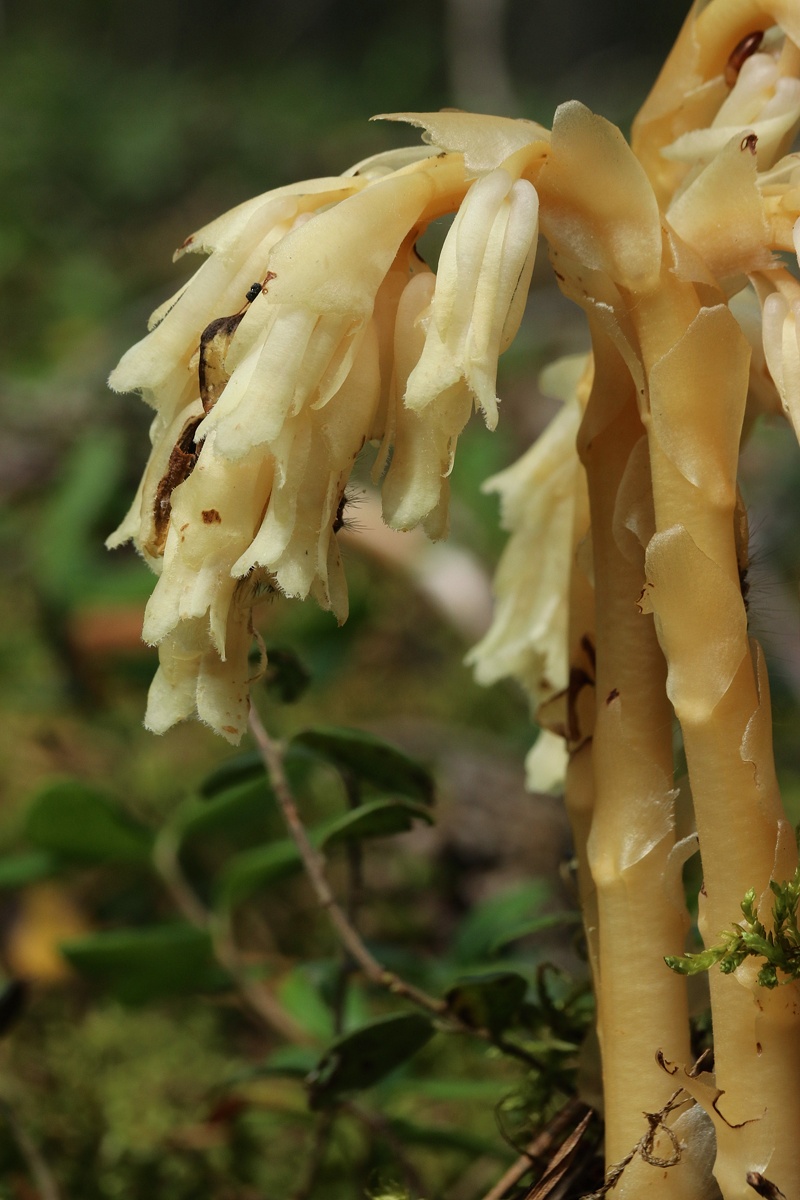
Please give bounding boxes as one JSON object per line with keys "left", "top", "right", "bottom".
{"left": 109, "top": 21, "right": 800, "bottom": 751}
{"left": 110, "top": 114, "right": 547, "bottom": 741}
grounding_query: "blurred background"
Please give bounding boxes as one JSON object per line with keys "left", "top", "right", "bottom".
{"left": 3, "top": 1, "right": 800, "bottom": 1196}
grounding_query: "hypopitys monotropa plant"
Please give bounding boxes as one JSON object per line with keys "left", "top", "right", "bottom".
{"left": 110, "top": 1, "right": 800, "bottom": 1196}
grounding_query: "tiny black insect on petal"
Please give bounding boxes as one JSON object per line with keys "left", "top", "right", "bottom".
{"left": 332, "top": 487, "right": 364, "bottom": 534}
{"left": 245, "top": 282, "right": 262, "bottom": 304}
{"left": 739, "top": 566, "right": 750, "bottom": 613}
{"left": 333, "top": 493, "right": 348, "bottom": 533}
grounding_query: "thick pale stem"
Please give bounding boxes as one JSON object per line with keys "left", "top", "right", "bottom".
{"left": 580, "top": 330, "right": 692, "bottom": 1167}
{"left": 630, "top": 261, "right": 800, "bottom": 1200}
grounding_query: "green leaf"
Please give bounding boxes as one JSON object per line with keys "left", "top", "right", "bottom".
{"left": 236, "top": 1045, "right": 322, "bottom": 1081}
{"left": 387, "top": 1115, "right": 506, "bottom": 1158}
{"left": 198, "top": 744, "right": 312, "bottom": 799}
{"left": 199, "top": 753, "right": 264, "bottom": 798}
{"left": 451, "top": 881, "right": 552, "bottom": 965}
{"left": 664, "top": 947, "right": 728, "bottom": 976}
{"left": 292, "top": 727, "right": 434, "bottom": 805}
{"left": 0, "top": 851, "right": 60, "bottom": 889}
{"left": 172, "top": 777, "right": 273, "bottom": 840}
{"left": 215, "top": 799, "right": 433, "bottom": 908}
{"left": 60, "top": 923, "right": 221, "bottom": 1003}
{"left": 276, "top": 967, "right": 336, "bottom": 1041}
{"left": 319, "top": 798, "right": 434, "bottom": 847}
{"left": 409, "top": 1078, "right": 513, "bottom": 1103}
{"left": 490, "top": 911, "right": 582, "bottom": 953}
{"left": 26, "top": 781, "right": 152, "bottom": 865}
{"left": 307, "top": 1013, "right": 435, "bottom": 1108}
{"left": 34, "top": 430, "right": 123, "bottom": 607}
{"left": 445, "top": 971, "right": 528, "bottom": 1035}
{"left": 215, "top": 840, "right": 302, "bottom": 908}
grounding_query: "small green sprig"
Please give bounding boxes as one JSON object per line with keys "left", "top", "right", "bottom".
{"left": 665, "top": 868, "right": 800, "bottom": 988}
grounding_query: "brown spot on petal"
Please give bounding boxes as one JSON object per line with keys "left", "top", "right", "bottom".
{"left": 202, "top": 509, "right": 221, "bottom": 524}
{"left": 566, "top": 666, "right": 594, "bottom": 743}
{"left": 606, "top": 688, "right": 619, "bottom": 704}
{"left": 725, "top": 31, "right": 764, "bottom": 88}
{"left": 740, "top": 133, "right": 758, "bottom": 155}
{"left": 636, "top": 584, "right": 654, "bottom": 614}
{"left": 199, "top": 312, "right": 246, "bottom": 414}
{"left": 148, "top": 415, "right": 204, "bottom": 556}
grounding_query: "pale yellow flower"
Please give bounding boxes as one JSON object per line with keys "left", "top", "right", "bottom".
{"left": 466, "top": 355, "right": 587, "bottom": 719}
{"left": 110, "top": 117, "right": 546, "bottom": 740}
{"left": 374, "top": 110, "right": 549, "bottom": 173}
{"left": 109, "top": 178, "right": 363, "bottom": 426}
{"left": 665, "top": 133, "right": 772, "bottom": 286}
{"left": 662, "top": 48, "right": 800, "bottom": 170}
{"left": 752, "top": 265, "right": 800, "bottom": 438}
{"left": 524, "top": 728, "right": 569, "bottom": 795}
{"left": 403, "top": 168, "right": 539, "bottom": 431}
{"left": 380, "top": 270, "right": 472, "bottom": 539}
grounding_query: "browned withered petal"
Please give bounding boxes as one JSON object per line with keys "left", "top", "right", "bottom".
{"left": 199, "top": 312, "right": 247, "bottom": 414}
{"left": 746, "top": 1171, "right": 787, "bottom": 1200}
{"left": 149, "top": 415, "right": 204, "bottom": 555}
{"left": 523, "top": 1110, "right": 594, "bottom": 1200}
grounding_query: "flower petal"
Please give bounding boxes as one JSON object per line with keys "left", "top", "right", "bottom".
{"left": 538, "top": 101, "right": 662, "bottom": 292}
{"left": 404, "top": 171, "right": 538, "bottom": 429}
{"left": 373, "top": 111, "right": 549, "bottom": 173}
{"left": 198, "top": 170, "right": 436, "bottom": 459}
{"left": 667, "top": 133, "right": 771, "bottom": 281}
{"left": 382, "top": 272, "right": 472, "bottom": 537}
{"left": 466, "top": 356, "right": 587, "bottom": 714}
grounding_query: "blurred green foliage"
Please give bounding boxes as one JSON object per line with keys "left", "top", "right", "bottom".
{"left": 0, "top": 725, "right": 595, "bottom": 1198}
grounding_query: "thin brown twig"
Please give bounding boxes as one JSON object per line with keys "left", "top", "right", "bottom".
{"left": 331, "top": 768, "right": 365, "bottom": 1036}
{"left": 153, "top": 823, "right": 309, "bottom": 1044}
{"left": 248, "top": 704, "right": 447, "bottom": 1015}
{"left": 480, "top": 1099, "right": 589, "bottom": 1200}
{"left": 247, "top": 705, "right": 551, "bottom": 1071}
